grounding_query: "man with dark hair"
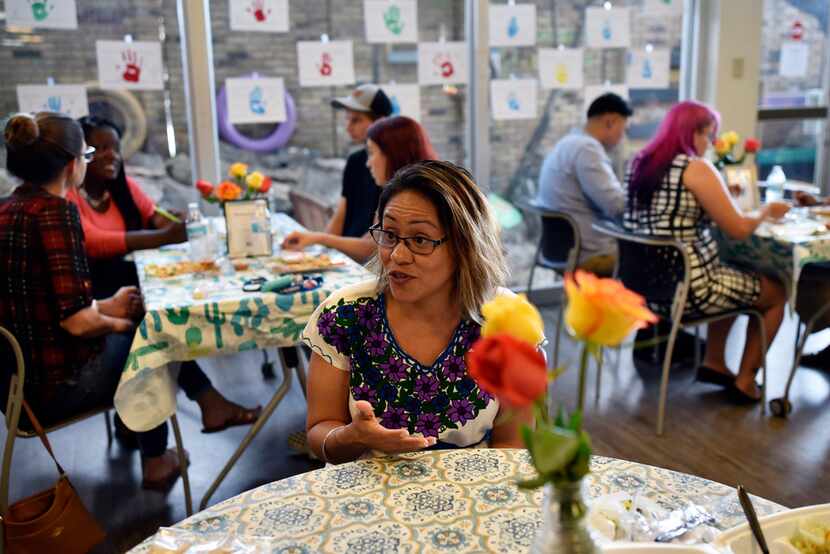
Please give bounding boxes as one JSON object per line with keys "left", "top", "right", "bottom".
{"left": 535, "top": 92, "right": 633, "bottom": 276}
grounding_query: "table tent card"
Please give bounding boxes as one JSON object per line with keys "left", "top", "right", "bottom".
{"left": 17, "top": 84, "right": 89, "bottom": 118}
{"left": 364, "top": 0, "right": 418, "bottom": 44}
{"left": 296, "top": 41, "right": 356, "bottom": 87}
{"left": 538, "top": 48, "right": 584, "bottom": 90}
{"left": 585, "top": 7, "right": 631, "bottom": 49}
{"left": 417, "top": 42, "right": 469, "bottom": 86}
{"left": 6, "top": 0, "right": 78, "bottom": 30}
{"left": 383, "top": 83, "right": 421, "bottom": 120}
{"left": 489, "top": 4, "right": 536, "bottom": 47}
{"left": 229, "top": 0, "right": 290, "bottom": 33}
{"left": 626, "top": 48, "right": 670, "bottom": 89}
{"left": 96, "top": 40, "right": 165, "bottom": 91}
{"left": 225, "top": 77, "right": 287, "bottom": 124}
{"left": 583, "top": 84, "right": 629, "bottom": 115}
{"left": 779, "top": 41, "right": 809, "bottom": 78}
{"left": 490, "top": 79, "right": 538, "bottom": 120}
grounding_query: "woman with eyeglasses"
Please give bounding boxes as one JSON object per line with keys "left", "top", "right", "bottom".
{"left": 0, "top": 112, "right": 184, "bottom": 489}
{"left": 282, "top": 116, "right": 437, "bottom": 263}
{"left": 301, "top": 160, "right": 531, "bottom": 464}
{"left": 624, "top": 101, "right": 790, "bottom": 403}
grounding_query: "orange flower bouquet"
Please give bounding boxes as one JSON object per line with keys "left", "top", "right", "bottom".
{"left": 195, "top": 162, "right": 273, "bottom": 204}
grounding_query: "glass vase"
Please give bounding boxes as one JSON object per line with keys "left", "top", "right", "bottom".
{"left": 532, "top": 481, "right": 598, "bottom": 554}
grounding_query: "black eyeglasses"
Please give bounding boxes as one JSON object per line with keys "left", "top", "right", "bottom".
{"left": 83, "top": 146, "right": 96, "bottom": 162}
{"left": 369, "top": 225, "right": 447, "bottom": 255}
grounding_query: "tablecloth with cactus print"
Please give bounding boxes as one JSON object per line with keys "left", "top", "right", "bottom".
{"left": 114, "top": 214, "right": 372, "bottom": 432}
{"left": 128, "top": 449, "right": 784, "bottom": 553}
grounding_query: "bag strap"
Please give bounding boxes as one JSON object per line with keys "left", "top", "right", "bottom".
{"left": 21, "top": 399, "right": 65, "bottom": 475}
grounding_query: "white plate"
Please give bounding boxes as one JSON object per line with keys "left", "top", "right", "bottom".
{"left": 713, "top": 503, "right": 830, "bottom": 554}
{"left": 603, "top": 544, "right": 719, "bottom": 553}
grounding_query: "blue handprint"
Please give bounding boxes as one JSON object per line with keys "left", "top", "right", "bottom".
{"left": 642, "top": 59, "right": 653, "bottom": 79}
{"left": 249, "top": 86, "right": 266, "bottom": 115}
{"left": 390, "top": 95, "right": 401, "bottom": 115}
{"left": 507, "top": 93, "right": 520, "bottom": 112}
{"left": 45, "top": 95, "right": 62, "bottom": 113}
{"left": 507, "top": 16, "right": 519, "bottom": 38}
{"left": 602, "top": 20, "right": 612, "bottom": 41}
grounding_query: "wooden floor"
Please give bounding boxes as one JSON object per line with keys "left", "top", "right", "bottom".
{"left": 3, "top": 300, "right": 830, "bottom": 553}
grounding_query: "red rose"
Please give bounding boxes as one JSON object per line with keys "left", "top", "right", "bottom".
{"left": 744, "top": 138, "right": 761, "bottom": 153}
{"left": 259, "top": 176, "right": 272, "bottom": 194}
{"left": 195, "top": 179, "right": 214, "bottom": 197}
{"left": 466, "top": 334, "right": 547, "bottom": 407}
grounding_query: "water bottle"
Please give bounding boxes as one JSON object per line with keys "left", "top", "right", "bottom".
{"left": 186, "top": 202, "right": 212, "bottom": 262}
{"left": 766, "top": 165, "right": 786, "bottom": 203}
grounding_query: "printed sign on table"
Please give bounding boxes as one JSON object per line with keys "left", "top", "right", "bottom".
{"left": 6, "top": 0, "right": 78, "bottom": 30}
{"left": 364, "top": 0, "right": 418, "bottom": 43}
{"left": 96, "top": 41, "right": 164, "bottom": 91}
{"left": 489, "top": 4, "right": 536, "bottom": 47}
{"left": 383, "top": 83, "right": 421, "bottom": 120}
{"left": 229, "top": 0, "right": 289, "bottom": 33}
{"left": 538, "top": 48, "right": 584, "bottom": 90}
{"left": 297, "top": 41, "right": 356, "bottom": 87}
{"left": 626, "top": 49, "right": 670, "bottom": 89}
{"left": 583, "top": 84, "right": 629, "bottom": 116}
{"left": 779, "top": 41, "right": 809, "bottom": 78}
{"left": 226, "top": 77, "right": 286, "bottom": 124}
{"left": 417, "top": 42, "right": 468, "bottom": 86}
{"left": 17, "top": 85, "right": 88, "bottom": 118}
{"left": 585, "top": 7, "right": 631, "bottom": 48}
{"left": 491, "top": 79, "right": 538, "bottom": 120}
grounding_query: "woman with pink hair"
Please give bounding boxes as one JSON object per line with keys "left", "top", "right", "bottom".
{"left": 624, "top": 101, "right": 789, "bottom": 403}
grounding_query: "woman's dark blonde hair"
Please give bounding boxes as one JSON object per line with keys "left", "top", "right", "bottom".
{"left": 370, "top": 160, "right": 507, "bottom": 322}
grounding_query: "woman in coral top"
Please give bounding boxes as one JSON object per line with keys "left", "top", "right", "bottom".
{"left": 66, "top": 116, "right": 187, "bottom": 299}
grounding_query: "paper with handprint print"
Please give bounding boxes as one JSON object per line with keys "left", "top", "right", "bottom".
{"left": 96, "top": 40, "right": 164, "bottom": 91}
{"left": 6, "top": 0, "right": 77, "bottom": 29}
{"left": 297, "top": 41, "right": 355, "bottom": 87}
{"left": 229, "top": 0, "right": 289, "bottom": 32}
{"left": 538, "top": 48, "right": 583, "bottom": 90}
{"left": 417, "top": 42, "right": 468, "bottom": 85}
{"left": 226, "top": 77, "right": 287, "bottom": 124}
{"left": 626, "top": 48, "right": 670, "bottom": 89}
{"left": 490, "top": 79, "right": 538, "bottom": 121}
{"left": 363, "top": 0, "right": 417, "bottom": 43}
{"left": 585, "top": 6, "right": 631, "bottom": 48}
{"left": 17, "top": 84, "right": 89, "bottom": 118}
{"left": 489, "top": 4, "right": 536, "bottom": 46}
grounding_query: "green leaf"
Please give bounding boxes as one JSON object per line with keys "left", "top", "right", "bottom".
{"left": 554, "top": 406, "right": 568, "bottom": 428}
{"left": 517, "top": 473, "right": 550, "bottom": 490}
{"left": 527, "top": 426, "right": 580, "bottom": 475}
{"left": 569, "top": 410, "right": 583, "bottom": 432}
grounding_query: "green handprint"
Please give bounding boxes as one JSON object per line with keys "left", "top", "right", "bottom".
{"left": 383, "top": 5, "right": 404, "bottom": 35}
{"left": 30, "top": 0, "right": 52, "bottom": 21}
{"left": 205, "top": 303, "right": 227, "bottom": 349}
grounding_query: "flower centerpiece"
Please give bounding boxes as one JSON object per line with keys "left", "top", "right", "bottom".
{"left": 195, "top": 162, "right": 273, "bottom": 204}
{"left": 713, "top": 131, "right": 761, "bottom": 170}
{"left": 466, "top": 271, "right": 657, "bottom": 553}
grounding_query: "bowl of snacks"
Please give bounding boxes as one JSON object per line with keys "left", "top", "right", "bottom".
{"left": 713, "top": 503, "right": 830, "bottom": 554}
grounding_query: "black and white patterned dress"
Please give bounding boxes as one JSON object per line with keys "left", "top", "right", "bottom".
{"left": 623, "top": 154, "right": 761, "bottom": 315}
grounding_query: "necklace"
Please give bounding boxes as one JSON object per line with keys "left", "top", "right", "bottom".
{"left": 79, "top": 186, "right": 111, "bottom": 211}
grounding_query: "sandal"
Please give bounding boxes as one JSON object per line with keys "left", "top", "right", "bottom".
{"left": 201, "top": 404, "right": 262, "bottom": 434}
{"left": 696, "top": 365, "right": 735, "bottom": 387}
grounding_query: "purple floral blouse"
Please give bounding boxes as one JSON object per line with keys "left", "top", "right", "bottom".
{"left": 302, "top": 280, "right": 499, "bottom": 448}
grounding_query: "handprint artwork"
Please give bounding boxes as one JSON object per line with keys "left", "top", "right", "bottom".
{"left": 45, "top": 95, "right": 62, "bottom": 112}
{"left": 383, "top": 5, "right": 404, "bottom": 35}
{"left": 507, "top": 16, "right": 519, "bottom": 38}
{"left": 390, "top": 95, "right": 401, "bottom": 116}
{"left": 555, "top": 63, "right": 569, "bottom": 85}
{"left": 317, "top": 53, "right": 333, "bottom": 76}
{"left": 249, "top": 86, "right": 266, "bottom": 115}
{"left": 29, "top": 0, "right": 52, "bottom": 21}
{"left": 641, "top": 58, "right": 653, "bottom": 79}
{"left": 433, "top": 53, "right": 454, "bottom": 79}
{"left": 507, "top": 92, "right": 520, "bottom": 111}
{"left": 602, "top": 19, "right": 612, "bottom": 40}
{"left": 121, "top": 49, "right": 142, "bottom": 83}
{"left": 247, "top": 0, "right": 270, "bottom": 22}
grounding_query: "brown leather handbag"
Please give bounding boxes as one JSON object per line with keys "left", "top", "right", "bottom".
{"left": 1, "top": 400, "right": 106, "bottom": 554}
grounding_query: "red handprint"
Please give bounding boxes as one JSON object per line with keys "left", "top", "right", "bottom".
{"left": 121, "top": 49, "right": 142, "bottom": 83}
{"left": 247, "top": 0, "right": 270, "bottom": 22}
{"left": 433, "top": 54, "right": 454, "bottom": 78}
{"left": 318, "top": 53, "right": 333, "bottom": 76}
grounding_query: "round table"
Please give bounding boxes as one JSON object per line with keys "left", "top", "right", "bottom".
{"left": 129, "top": 449, "right": 784, "bottom": 553}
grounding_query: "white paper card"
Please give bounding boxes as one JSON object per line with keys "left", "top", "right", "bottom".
{"left": 583, "top": 84, "right": 629, "bottom": 116}
{"left": 383, "top": 84, "right": 421, "bottom": 120}
{"left": 491, "top": 79, "right": 538, "bottom": 120}
{"left": 96, "top": 41, "right": 164, "bottom": 91}
{"left": 626, "top": 49, "right": 670, "bottom": 89}
{"left": 226, "top": 78, "right": 286, "bottom": 124}
{"left": 538, "top": 48, "right": 584, "bottom": 90}
{"left": 225, "top": 200, "right": 273, "bottom": 258}
{"left": 643, "top": 0, "right": 684, "bottom": 15}
{"left": 489, "top": 4, "right": 536, "bottom": 47}
{"left": 17, "top": 85, "right": 88, "bottom": 118}
{"left": 585, "top": 7, "right": 631, "bottom": 48}
{"left": 779, "top": 41, "right": 809, "bottom": 78}
{"left": 6, "top": 0, "right": 78, "bottom": 30}
{"left": 364, "top": 0, "right": 418, "bottom": 43}
{"left": 296, "top": 41, "right": 356, "bottom": 87}
{"left": 418, "top": 42, "right": 468, "bottom": 85}
{"left": 229, "top": 0, "right": 289, "bottom": 33}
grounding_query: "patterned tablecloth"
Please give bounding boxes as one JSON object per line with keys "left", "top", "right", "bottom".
{"left": 114, "top": 213, "right": 372, "bottom": 432}
{"left": 128, "top": 449, "right": 784, "bottom": 553}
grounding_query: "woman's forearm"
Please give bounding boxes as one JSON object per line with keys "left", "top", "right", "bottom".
{"left": 314, "top": 233, "right": 375, "bottom": 264}
{"left": 124, "top": 228, "right": 181, "bottom": 253}
{"left": 307, "top": 421, "right": 367, "bottom": 464}
{"left": 60, "top": 306, "right": 131, "bottom": 337}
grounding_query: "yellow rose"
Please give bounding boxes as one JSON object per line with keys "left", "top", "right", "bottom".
{"left": 246, "top": 171, "right": 265, "bottom": 190}
{"left": 481, "top": 293, "right": 545, "bottom": 346}
{"left": 564, "top": 270, "right": 658, "bottom": 347}
{"left": 229, "top": 162, "right": 248, "bottom": 179}
{"left": 722, "top": 131, "right": 740, "bottom": 148}
{"left": 714, "top": 138, "right": 730, "bottom": 156}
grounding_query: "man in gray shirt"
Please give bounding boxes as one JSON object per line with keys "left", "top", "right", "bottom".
{"left": 535, "top": 93, "right": 633, "bottom": 276}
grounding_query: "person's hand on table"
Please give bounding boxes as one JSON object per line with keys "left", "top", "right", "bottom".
{"left": 762, "top": 201, "right": 791, "bottom": 222}
{"left": 282, "top": 230, "right": 320, "bottom": 251}
{"left": 163, "top": 220, "right": 188, "bottom": 244}
{"left": 794, "top": 191, "right": 823, "bottom": 207}
{"left": 340, "top": 400, "right": 437, "bottom": 454}
{"left": 110, "top": 286, "right": 146, "bottom": 321}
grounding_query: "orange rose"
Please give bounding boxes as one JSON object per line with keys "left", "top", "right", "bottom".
{"left": 195, "top": 179, "right": 214, "bottom": 197}
{"left": 466, "top": 334, "right": 547, "bottom": 407}
{"left": 216, "top": 180, "right": 242, "bottom": 201}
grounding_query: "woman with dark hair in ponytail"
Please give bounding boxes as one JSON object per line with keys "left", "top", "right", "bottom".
{"left": 65, "top": 116, "right": 187, "bottom": 298}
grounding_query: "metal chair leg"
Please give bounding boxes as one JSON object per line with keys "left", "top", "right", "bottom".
{"left": 694, "top": 325, "right": 701, "bottom": 369}
{"left": 295, "top": 347, "right": 308, "bottom": 400}
{"left": 657, "top": 314, "right": 684, "bottom": 436}
{"left": 104, "top": 410, "right": 113, "bottom": 446}
{"left": 170, "top": 414, "right": 193, "bottom": 516}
